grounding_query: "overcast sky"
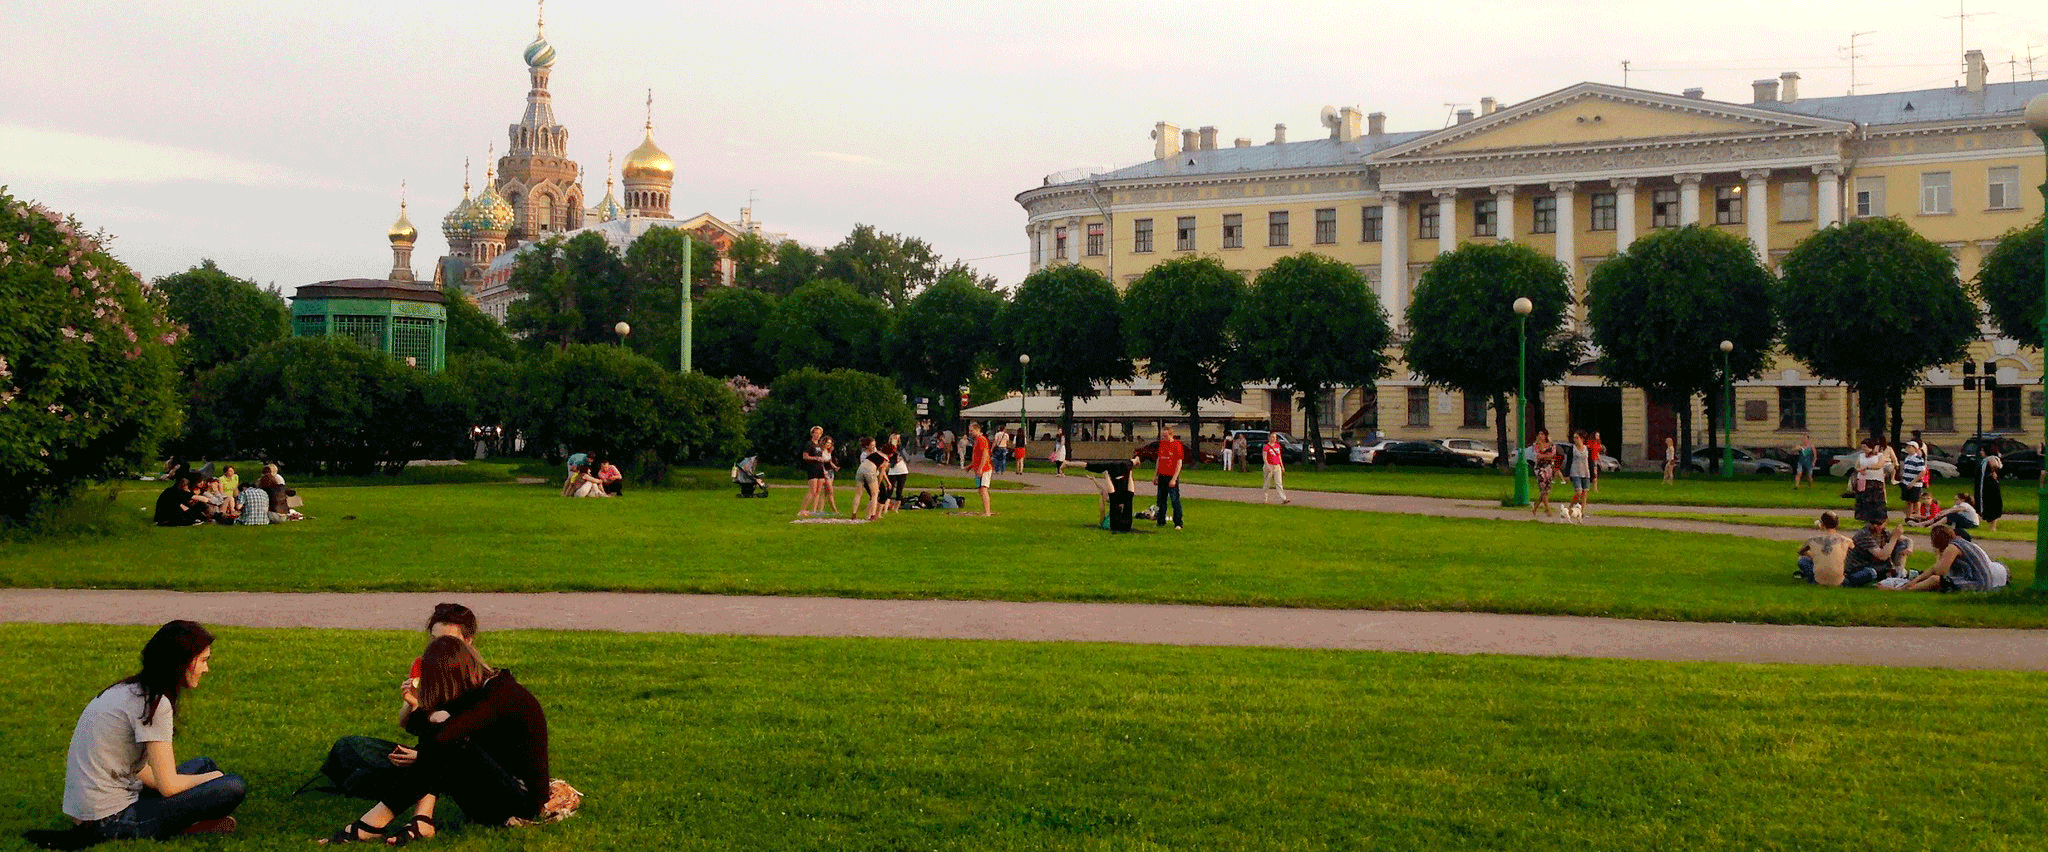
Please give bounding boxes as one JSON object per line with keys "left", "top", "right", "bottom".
{"left": 4, "top": 0, "right": 2045, "bottom": 292}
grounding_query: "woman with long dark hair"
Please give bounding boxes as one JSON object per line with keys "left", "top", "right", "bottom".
{"left": 33, "top": 621, "right": 246, "bottom": 847}
{"left": 319, "top": 636, "right": 548, "bottom": 846}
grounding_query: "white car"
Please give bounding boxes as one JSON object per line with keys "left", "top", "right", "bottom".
{"left": 1349, "top": 439, "right": 1399, "bottom": 465}
{"left": 1432, "top": 438, "right": 1499, "bottom": 465}
{"left": 1826, "top": 455, "right": 1958, "bottom": 480}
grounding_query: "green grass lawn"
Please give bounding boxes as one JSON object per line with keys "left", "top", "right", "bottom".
{"left": 7, "top": 478, "right": 2044, "bottom": 628}
{"left": 1174, "top": 466, "right": 2038, "bottom": 513}
{"left": 2, "top": 625, "right": 2041, "bottom": 851}
{"left": 1602, "top": 510, "right": 2039, "bottom": 541}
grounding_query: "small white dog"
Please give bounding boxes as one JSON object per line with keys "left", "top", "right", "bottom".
{"left": 1564, "top": 503, "right": 1584, "bottom": 524}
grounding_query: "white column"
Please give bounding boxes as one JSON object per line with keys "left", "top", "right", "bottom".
{"left": 1380, "top": 192, "right": 1407, "bottom": 328}
{"left": 1491, "top": 185, "right": 1517, "bottom": 242}
{"left": 1815, "top": 164, "right": 1841, "bottom": 228}
{"left": 1027, "top": 223, "right": 1042, "bottom": 271}
{"left": 1742, "top": 169, "right": 1770, "bottom": 262}
{"left": 1433, "top": 188, "right": 1458, "bottom": 255}
{"left": 1549, "top": 181, "right": 1577, "bottom": 283}
{"left": 1614, "top": 178, "right": 1638, "bottom": 249}
{"left": 1677, "top": 173, "right": 1703, "bottom": 225}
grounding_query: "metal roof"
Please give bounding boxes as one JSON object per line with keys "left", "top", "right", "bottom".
{"left": 1750, "top": 80, "right": 2048, "bottom": 127}
{"left": 1047, "top": 132, "right": 1432, "bottom": 186}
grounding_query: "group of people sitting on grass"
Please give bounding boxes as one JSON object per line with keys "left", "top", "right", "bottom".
{"left": 153, "top": 464, "right": 303, "bottom": 527}
{"left": 1796, "top": 510, "right": 2008, "bottom": 591}
{"left": 26, "top": 605, "right": 567, "bottom": 850}
{"left": 560, "top": 452, "right": 622, "bottom": 499}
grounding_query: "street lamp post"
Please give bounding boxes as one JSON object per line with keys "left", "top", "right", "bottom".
{"left": 615, "top": 321, "right": 631, "bottom": 348}
{"left": 1511, "top": 297, "right": 1533, "bottom": 507}
{"left": 2022, "top": 93, "right": 2048, "bottom": 590}
{"left": 1018, "top": 353, "right": 1031, "bottom": 448}
{"left": 1720, "top": 340, "right": 1734, "bottom": 478}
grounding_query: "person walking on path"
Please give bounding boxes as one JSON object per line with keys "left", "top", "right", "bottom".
{"left": 1662, "top": 436, "right": 1677, "bottom": 485}
{"left": 1531, "top": 429, "right": 1561, "bottom": 517}
{"left": 1976, "top": 444, "right": 2005, "bottom": 532}
{"left": 1566, "top": 431, "right": 1593, "bottom": 522}
{"left": 1154, "top": 426, "right": 1186, "bottom": 530}
{"left": 1793, "top": 434, "right": 1815, "bottom": 490}
{"left": 938, "top": 429, "right": 954, "bottom": 466}
{"left": 1585, "top": 432, "right": 1604, "bottom": 493}
{"left": 968, "top": 422, "right": 994, "bottom": 516}
{"left": 991, "top": 427, "right": 1012, "bottom": 475}
{"left": 1260, "top": 434, "right": 1289, "bottom": 505}
{"left": 1233, "top": 433, "right": 1250, "bottom": 473}
{"left": 1049, "top": 431, "right": 1069, "bottom": 477}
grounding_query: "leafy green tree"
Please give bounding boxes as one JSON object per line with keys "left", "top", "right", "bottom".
{"left": 447, "top": 353, "right": 521, "bottom": 433}
{"left": 726, "top": 232, "right": 777, "bottom": 291}
{"left": 1586, "top": 225, "right": 1777, "bottom": 465}
{"left": 745, "top": 368, "right": 916, "bottom": 463}
{"left": 820, "top": 224, "right": 941, "bottom": 307}
{"left": 755, "top": 240, "right": 822, "bottom": 297}
{"left": 1977, "top": 219, "right": 2046, "bottom": 349}
{"left": 1124, "top": 255, "right": 1246, "bottom": 458}
{"left": 155, "top": 259, "right": 289, "bottom": 378}
{"left": 937, "top": 259, "right": 1001, "bottom": 292}
{"left": 1405, "top": 242, "right": 1581, "bottom": 467}
{"left": 505, "top": 232, "right": 632, "bottom": 350}
{"left": 442, "top": 286, "right": 515, "bottom": 361}
{"left": 763, "top": 279, "right": 891, "bottom": 375}
{"left": 693, "top": 287, "right": 779, "bottom": 383}
{"left": 888, "top": 270, "right": 1006, "bottom": 430}
{"left": 1778, "top": 217, "right": 1978, "bottom": 443}
{"left": 1234, "top": 253, "right": 1391, "bottom": 469}
{"left": 0, "top": 189, "right": 183, "bottom": 522}
{"left": 183, "top": 336, "right": 470, "bottom": 475}
{"left": 1001, "top": 265, "right": 1133, "bottom": 440}
{"left": 506, "top": 344, "right": 746, "bottom": 481}
{"left": 621, "top": 225, "right": 717, "bottom": 369}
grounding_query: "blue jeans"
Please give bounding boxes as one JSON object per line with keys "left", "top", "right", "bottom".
{"left": 1794, "top": 557, "right": 1880, "bottom": 587}
{"left": 93, "top": 757, "right": 247, "bottom": 841}
{"left": 993, "top": 448, "right": 1010, "bottom": 474}
{"left": 1155, "top": 476, "right": 1182, "bottom": 527}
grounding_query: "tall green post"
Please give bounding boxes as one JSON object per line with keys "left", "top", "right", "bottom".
{"left": 680, "top": 234, "right": 693, "bottom": 372}
{"left": 1511, "top": 297, "right": 1532, "bottom": 507}
{"left": 1720, "top": 340, "right": 1734, "bottom": 478}
{"left": 1019, "top": 353, "right": 1031, "bottom": 448}
{"left": 2023, "top": 94, "right": 2048, "bottom": 591}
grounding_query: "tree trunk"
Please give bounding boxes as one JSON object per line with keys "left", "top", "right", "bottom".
{"left": 1493, "top": 392, "right": 1511, "bottom": 472}
{"left": 1060, "top": 391, "right": 1075, "bottom": 445}
{"left": 1304, "top": 390, "right": 1325, "bottom": 471}
{"left": 1703, "top": 387, "right": 1720, "bottom": 459}
{"left": 1187, "top": 406, "right": 1202, "bottom": 471}
{"left": 1678, "top": 399, "right": 1695, "bottom": 476}
{"left": 1888, "top": 388, "right": 1905, "bottom": 448}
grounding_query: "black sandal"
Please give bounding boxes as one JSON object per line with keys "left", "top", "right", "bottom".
{"left": 318, "top": 820, "right": 381, "bottom": 845}
{"left": 385, "top": 816, "right": 437, "bottom": 847}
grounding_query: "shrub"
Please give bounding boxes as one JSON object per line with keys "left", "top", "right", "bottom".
{"left": 746, "top": 368, "right": 914, "bottom": 463}
{"left": 0, "top": 189, "right": 183, "bottom": 522}
{"left": 504, "top": 345, "right": 746, "bottom": 483}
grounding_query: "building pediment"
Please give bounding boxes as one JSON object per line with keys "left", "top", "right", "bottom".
{"left": 1370, "top": 83, "right": 1853, "bottom": 164}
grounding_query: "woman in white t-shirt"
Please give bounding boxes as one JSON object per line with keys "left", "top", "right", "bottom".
{"left": 32, "top": 621, "right": 246, "bottom": 847}
{"left": 1852, "top": 439, "right": 1890, "bottom": 524}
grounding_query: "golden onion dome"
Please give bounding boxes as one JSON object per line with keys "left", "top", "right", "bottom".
{"left": 388, "top": 206, "right": 418, "bottom": 245}
{"left": 621, "top": 127, "right": 673, "bottom": 180}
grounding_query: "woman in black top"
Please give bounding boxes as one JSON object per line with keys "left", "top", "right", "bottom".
{"left": 797, "top": 426, "right": 828, "bottom": 517}
{"left": 319, "top": 636, "right": 548, "bottom": 846}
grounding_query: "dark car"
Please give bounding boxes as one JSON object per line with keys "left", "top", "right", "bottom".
{"left": 1134, "top": 440, "right": 1221, "bottom": 465}
{"left": 1372, "top": 441, "right": 1486, "bottom": 468}
{"left": 1956, "top": 434, "right": 2045, "bottom": 481}
{"left": 1686, "top": 447, "right": 1789, "bottom": 475}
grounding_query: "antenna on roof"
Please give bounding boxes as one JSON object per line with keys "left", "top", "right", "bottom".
{"left": 1843, "top": 31, "right": 1877, "bottom": 94}
{"left": 1441, "top": 103, "right": 1467, "bottom": 128}
{"left": 1941, "top": 1, "right": 1992, "bottom": 74}
{"left": 2027, "top": 44, "right": 2041, "bottom": 81}
{"left": 1620, "top": 59, "right": 1630, "bottom": 88}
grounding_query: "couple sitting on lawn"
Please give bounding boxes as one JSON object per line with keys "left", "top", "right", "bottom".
{"left": 1796, "top": 511, "right": 2006, "bottom": 591}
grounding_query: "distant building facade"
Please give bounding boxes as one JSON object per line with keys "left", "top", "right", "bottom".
{"left": 1017, "top": 51, "right": 2048, "bottom": 459}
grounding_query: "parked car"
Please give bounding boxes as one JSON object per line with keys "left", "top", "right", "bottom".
{"left": 1686, "top": 447, "right": 1789, "bottom": 475}
{"left": 1372, "top": 441, "right": 1487, "bottom": 468}
{"left": 1825, "top": 450, "right": 1958, "bottom": 481}
{"left": 1432, "top": 438, "right": 1499, "bottom": 465}
{"left": 1955, "top": 434, "right": 2046, "bottom": 481}
{"left": 1349, "top": 438, "right": 1400, "bottom": 465}
{"left": 1226, "top": 429, "right": 1342, "bottom": 465}
{"left": 1134, "top": 439, "right": 1221, "bottom": 465}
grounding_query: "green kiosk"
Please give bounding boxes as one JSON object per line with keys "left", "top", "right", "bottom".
{"left": 289, "top": 279, "right": 449, "bottom": 371}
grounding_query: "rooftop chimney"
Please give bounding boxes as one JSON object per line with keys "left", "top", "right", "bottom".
{"left": 1479, "top": 96, "right": 1498, "bottom": 116}
{"left": 1151, "top": 122, "right": 1181, "bottom": 161}
{"left": 1271, "top": 123, "right": 1287, "bottom": 145}
{"left": 1778, "top": 71, "right": 1800, "bottom": 103}
{"left": 1367, "top": 111, "right": 1386, "bottom": 136}
{"left": 1182, "top": 128, "right": 1199, "bottom": 153}
{"left": 1455, "top": 108, "right": 1474, "bottom": 124}
{"left": 1682, "top": 87, "right": 1705, "bottom": 99}
{"left": 1338, "top": 106, "right": 1362, "bottom": 142}
{"left": 1752, "top": 78, "right": 1779, "bottom": 104}
{"left": 1234, "top": 137, "right": 1251, "bottom": 148}
{"left": 1198, "top": 125, "right": 1218, "bottom": 150}
{"left": 1965, "top": 49, "right": 1988, "bottom": 93}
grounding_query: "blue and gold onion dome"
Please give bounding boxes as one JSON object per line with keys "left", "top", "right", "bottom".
{"left": 524, "top": 34, "right": 555, "bottom": 68}
{"left": 464, "top": 187, "right": 515, "bottom": 233}
{"left": 441, "top": 198, "right": 474, "bottom": 240}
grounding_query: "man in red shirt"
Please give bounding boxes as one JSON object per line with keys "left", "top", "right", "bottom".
{"left": 1154, "top": 425, "right": 1186, "bottom": 530}
{"left": 968, "top": 421, "right": 994, "bottom": 516}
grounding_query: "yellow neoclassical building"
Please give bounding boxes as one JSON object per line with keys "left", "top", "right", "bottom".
{"left": 1016, "top": 51, "right": 2048, "bottom": 464}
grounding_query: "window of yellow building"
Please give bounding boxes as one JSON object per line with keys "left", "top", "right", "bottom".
{"left": 1362, "top": 206, "right": 1382, "bottom": 243}
{"left": 1222, "top": 213, "right": 1243, "bottom": 249}
{"left": 1920, "top": 172, "right": 1953, "bottom": 215}
{"left": 1590, "top": 193, "right": 1616, "bottom": 231}
{"left": 1532, "top": 196, "right": 1556, "bottom": 234}
{"left": 1176, "top": 216, "right": 1196, "bottom": 251}
{"left": 1473, "top": 199, "right": 1497, "bottom": 237}
{"left": 1925, "top": 387, "right": 1954, "bottom": 432}
{"left": 1268, "top": 211, "right": 1290, "bottom": 247}
{"left": 1778, "top": 387, "right": 1806, "bottom": 430}
{"left": 1407, "top": 387, "right": 1430, "bottom": 428}
{"left": 1418, "top": 203, "right": 1440, "bottom": 240}
{"left": 1055, "top": 226, "right": 1068, "bottom": 259}
{"left": 1314, "top": 208, "right": 1336, "bottom": 244}
{"left": 1714, "top": 186, "right": 1743, "bottom": 225}
{"left": 1086, "top": 222, "right": 1104, "bottom": 256}
{"left": 1133, "top": 218, "right": 1153, "bottom": 253}
{"left": 1854, "top": 176, "right": 1885, "bottom": 218}
{"left": 1651, "top": 189, "right": 1680, "bottom": 228}
{"left": 1988, "top": 167, "right": 2021, "bottom": 210}
{"left": 1780, "top": 181, "right": 1811, "bottom": 222}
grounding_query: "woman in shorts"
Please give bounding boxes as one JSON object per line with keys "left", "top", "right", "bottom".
{"left": 1566, "top": 431, "right": 1593, "bottom": 521}
{"left": 798, "top": 426, "right": 828, "bottom": 518}
{"left": 885, "top": 434, "right": 910, "bottom": 514}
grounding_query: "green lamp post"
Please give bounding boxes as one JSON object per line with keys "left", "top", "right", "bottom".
{"left": 1720, "top": 339, "right": 1734, "bottom": 478}
{"left": 1511, "top": 296, "right": 1533, "bottom": 507}
{"left": 614, "top": 321, "right": 630, "bottom": 348}
{"left": 2024, "top": 93, "right": 2048, "bottom": 591}
{"left": 1019, "top": 353, "right": 1031, "bottom": 449}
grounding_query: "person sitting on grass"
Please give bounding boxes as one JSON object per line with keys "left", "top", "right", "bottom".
{"left": 1795, "top": 511, "right": 1854, "bottom": 586}
{"left": 1841, "top": 518, "right": 1911, "bottom": 587}
{"left": 319, "top": 636, "right": 550, "bottom": 846}
{"left": 27, "top": 621, "right": 246, "bottom": 850}
{"left": 596, "top": 458, "right": 623, "bottom": 497}
{"left": 317, "top": 605, "right": 479, "bottom": 846}
{"left": 234, "top": 482, "right": 272, "bottom": 526}
{"left": 1889, "top": 524, "right": 2007, "bottom": 592}
{"left": 561, "top": 464, "right": 608, "bottom": 499}
{"left": 1906, "top": 490, "right": 1941, "bottom": 525}
{"left": 1910, "top": 492, "right": 1981, "bottom": 540}
{"left": 152, "top": 476, "right": 208, "bottom": 527}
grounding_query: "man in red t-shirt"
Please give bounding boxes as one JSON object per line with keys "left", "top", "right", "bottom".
{"left": 1154, "top": 426, "right": 1186, "bottom": 529}
{"left": 968, "top": 421, "right": 994, "bottom": 516}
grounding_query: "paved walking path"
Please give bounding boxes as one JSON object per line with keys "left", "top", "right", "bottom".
{"left": 3, "top": 589, "right": 2043, "bottom": 671}
{"left": 919, "top": 462, "right": 2039, "bottom": 561}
